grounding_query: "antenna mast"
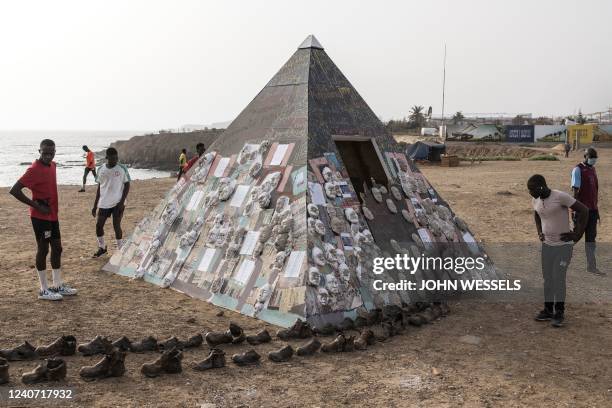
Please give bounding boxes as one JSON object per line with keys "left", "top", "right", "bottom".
{"left": 441, "top": 43, "right": 447, "bottom": 124}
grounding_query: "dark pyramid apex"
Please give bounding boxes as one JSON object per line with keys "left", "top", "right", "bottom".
{"left": 298, "top": 34, "right": 323, "bottom": 50}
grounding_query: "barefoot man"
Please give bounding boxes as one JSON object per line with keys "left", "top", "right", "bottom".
{"left": 9, "top": 139, "right": 77, "bottom": 301}
{"left": 91, "top": 147, "right": 131, "bottom": 257}
{"left": 528, "top": 174, "right": 588, "bottom": 327}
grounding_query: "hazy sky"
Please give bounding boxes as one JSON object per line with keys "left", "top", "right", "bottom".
{"left": 0, "top": 0, "right": 610, "bottom": 130}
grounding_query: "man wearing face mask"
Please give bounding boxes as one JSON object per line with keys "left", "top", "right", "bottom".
{"left": 527, "top": 174, "right": 588, "bottom": 327}
{"left": 571, "top": 147, "right": 603, "bottom": 275}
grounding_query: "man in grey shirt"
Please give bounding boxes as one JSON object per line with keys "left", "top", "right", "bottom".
{"left": 527, "top": 174, "right": 588, "bottom": 327}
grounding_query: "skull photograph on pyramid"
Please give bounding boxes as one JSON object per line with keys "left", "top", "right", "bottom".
{"left": 103, "top": 35, "right": 498, "bottom": 328}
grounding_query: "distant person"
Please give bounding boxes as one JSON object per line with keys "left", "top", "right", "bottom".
{"left": 528, "top": 174, "right": 588, "bottom": 327}
{"left": 176, "top": 148, "right": 187, "bottom": 181}
{"left": 571, "top": 147, "right": 603, "bottom": 275}
{"left": 91, "top": 147, "right": 131, "bottom": 257}
{"left": 182, "top": 143, "right": 206, "bottom": 175}
{"left": 79, "top": 145, "right": 97, "bottom": 192}
{"left": 9, "top": 139, "right": 77, "bottom": 301}
{"left": 564, "top": 142, "right": 571, "bottom": 158}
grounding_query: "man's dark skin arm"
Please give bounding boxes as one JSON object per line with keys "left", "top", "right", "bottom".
{"left": 9, "top": 181, "right": 50, "bottom": 215}
{"left": 534, "top": 211, "right": 545, "bottom": 242}
{"left": 91, "top": 184, "right": 101, "bottom": 217}
{"left": 561, "top": 200, "right": 589, "bottom": 242}
{"left": 117, "top": 182, "right": 130, "bottom": 211}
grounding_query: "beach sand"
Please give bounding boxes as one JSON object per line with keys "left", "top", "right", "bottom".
{"left": 0, "top": 149, "right": 610, "bottom": 407}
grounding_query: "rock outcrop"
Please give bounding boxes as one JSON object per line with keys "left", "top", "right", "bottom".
{"left": 109, "top": 130, "right": 223, "bottom": 170}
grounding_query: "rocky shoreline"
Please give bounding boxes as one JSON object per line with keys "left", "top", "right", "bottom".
{"left": 108, "top": 129, "right": 223, "bottom": 171}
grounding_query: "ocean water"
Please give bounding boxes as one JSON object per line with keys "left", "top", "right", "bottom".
{"left": 0, "top": 130, "right": 170, "bottom": 187}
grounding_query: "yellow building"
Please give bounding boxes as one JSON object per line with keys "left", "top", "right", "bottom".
{"left": 567, "top": 124, "right": 595, "bottom": 147}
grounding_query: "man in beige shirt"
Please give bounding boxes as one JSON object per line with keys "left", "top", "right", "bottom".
{"left": 528, "top": 174, "right": 588, "bottom": 327}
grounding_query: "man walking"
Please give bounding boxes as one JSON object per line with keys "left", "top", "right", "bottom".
{"left": 9, "top": 139, "right": 77, "bottom": 300}
{"left": 176, "top": 148, "right": 187, "bottom": 181}
{"left": 79, "top": 145, "right": 97, "bottom": 192}
{"left": 571, "top": 147, "right": 603, "bottom": 275}
{"left": 91, "top": 147, "right": 131, "bottom": 257}
{"left": 182, "top": 143, "right": 206, "bottom": 175}
{"left": 528, "top": 174, "right": 588, "bottom": 327}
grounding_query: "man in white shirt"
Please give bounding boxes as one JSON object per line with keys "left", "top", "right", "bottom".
{"left": 91, "top": 147, "right": 131, "bottom": 257}
{"left": 527, "top": 174, "right": 588, "bottom": 327}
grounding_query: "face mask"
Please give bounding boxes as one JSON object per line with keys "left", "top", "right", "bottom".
{"left": 587, "top": 158, "right": 597, "bottom": 166}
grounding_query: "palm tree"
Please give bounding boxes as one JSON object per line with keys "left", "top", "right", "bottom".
{"left": 409, "top": 105, "right": 425, "bottom": 128}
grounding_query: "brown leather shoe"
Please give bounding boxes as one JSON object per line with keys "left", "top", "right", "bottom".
{"left": 130, "top": 336, "right": 157, "bottom": 352}
{"left": 321, "top": 334, "right": 346, "bottom": 353}
{"left": 193, "top": 348, "right": 225, "bottom": 371}
{"left": 22, "top": 358, "right": 67, "bottom": 384}
{"left": 79, "top": 349, "right": 126, "bottom": 381}
{"left": 231, "top": 350, "right": 261, "bottom": 366}
{"left": 0, "top": 358, "right": 9, "bottom": 384}
{"left": 0, "top": 341, "right": 38, "bottom": 361}
{"left": 277, "top": 319, "right": 313, "bottom": 340}
{"left": 296, "top": 338, "right": 321, "bottom": 356}
{"left": 354, "top": 329, "right": 375, "bottom": 350}
{"left": 268, "top": 345, "right": 294, "bottom": 363}
{"left": 36, "top": 335, "right": 77, "bottom": 357}
{"left": 205, "top": 331, "right": 233, "bottom": 347}
{"left": 77, "top": 336, "right": 113, "bottom": 356}
{"left": 111, "top": 336, "right": 132, "bottom": 352}
{"left": 246, "top": 329, "right": 271, "bottom": 345}
{"left": 141, "top": 348, "right": 183, "bottom": 378}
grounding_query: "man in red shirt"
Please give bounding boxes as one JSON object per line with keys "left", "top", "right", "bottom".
{"left": 10, "top": 139, "right": 77, "bottom": 301}
{"left": 79, "top": 145, "right": 97, "bottom": 192}
{"left": 182, "top": 142, "right": 206, "bottom": 175}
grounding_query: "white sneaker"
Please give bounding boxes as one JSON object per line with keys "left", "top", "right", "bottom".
{"left": 50, "top": 284, "right": 78, "bottom": 296}
{"left": 38, "top": 289, "right": 63, "bottom": 301}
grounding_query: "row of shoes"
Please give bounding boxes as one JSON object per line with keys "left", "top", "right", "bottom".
{"left": 0, "top": 303, "right": 450, "bottom": 383}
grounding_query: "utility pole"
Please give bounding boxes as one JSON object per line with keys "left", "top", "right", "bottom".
{"left": 440, "top": 43, "right": 447, "bottom": 140}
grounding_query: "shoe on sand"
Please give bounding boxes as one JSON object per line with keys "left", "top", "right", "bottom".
{"left": 205, "top": 331, "right": 233, "bottom": 347}
{"left": 22, "top": 358, "right": 67, "bottom": 384}
{"left": 79, "top": 349, "right": 126, "bottom": 381}
{"left": 93, "top": 247, "right": 108, "bottom": 258}
{"left": 141, "top": 348, "right": 183, "bottom": 378}
{"left": 130, "top": 336, "right": 158, "bottom": 353}
{"left": 246, "top": 329, "right": 272, "bottom": 345}
{"left": 296, "top": 338, "right": 322, "bottom": 356}
{"left": 77, "top": 336, "right": 113, "bottom": 356}
{"left": 38, "top": 289, "right": 63, "bottom": 301}
{"left": 112, "top": 336, "right": 133, "bottom": 352}
{"left": 277, "top": 319, "right": 313, "bottom": 340}
{"left": 534, "top": 309, "right": 554, "bottom": 321}
{"left": 36, "top": 335, "right": 77, "bottom": 357}
{"left": 268, "top": 345, "right": 294, "bottom": 363}
{"left": 0, "top": 358, "right": 9, "bottom": 385}
{"left": 321, "top": 334, "right": 346, "bottom": 353}
{"left": 0, "top": 341, "right": 38, "bottom": 361}
{"left": 232, "top": 350, "right": 261, "bottom": 366}
{"left": 193, "top": 348, "right": 225, "bottom": 371}
{"left": 49, "top": 284, "right": 77, "bottom": 296}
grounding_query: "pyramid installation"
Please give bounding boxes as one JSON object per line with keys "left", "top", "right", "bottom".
{"left": 104, "top": 35, "right": 498, "bottom": 328}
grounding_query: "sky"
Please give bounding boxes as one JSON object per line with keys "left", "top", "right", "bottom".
{"left": 0, "top": 0, "right": 610, "bottom": 130}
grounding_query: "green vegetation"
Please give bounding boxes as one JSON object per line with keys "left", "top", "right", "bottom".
{"left": 528, "top": 155, "right": 559, "bottom": 161}
{"left": 459, "top": 156, "right": 521, "bottom": 162}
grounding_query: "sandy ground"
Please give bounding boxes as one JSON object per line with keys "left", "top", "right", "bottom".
{"left": 0, "top": 148, "right": 610, "bottom": 407}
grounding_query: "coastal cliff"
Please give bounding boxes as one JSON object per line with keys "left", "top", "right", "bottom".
{"left": 109, "top": 129, "right": 223, "bottom": 170}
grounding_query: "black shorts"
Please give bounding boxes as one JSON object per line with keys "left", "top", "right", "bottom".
{"left": 98, "top": 205, "right": 124, "bottom": 218}
{"left": 31, "top": 217, "right": 61, "bottom": 243}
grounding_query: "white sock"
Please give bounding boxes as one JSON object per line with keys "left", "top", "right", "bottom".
{"left": 52, "top": 269, "right": 63, "bottom": 287}
{"left": 37, "top": 270, "right": 48, "bottom": 291}
{"left": 97, "top": 236, "right": 106, "bottom": 248}
{"left": 116, "top": 239, "right": 124, "bottom": 249}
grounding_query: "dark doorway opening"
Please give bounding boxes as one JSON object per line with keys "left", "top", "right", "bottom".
{"left": 334, "top": 139, "right": 388, "bottom": 199}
